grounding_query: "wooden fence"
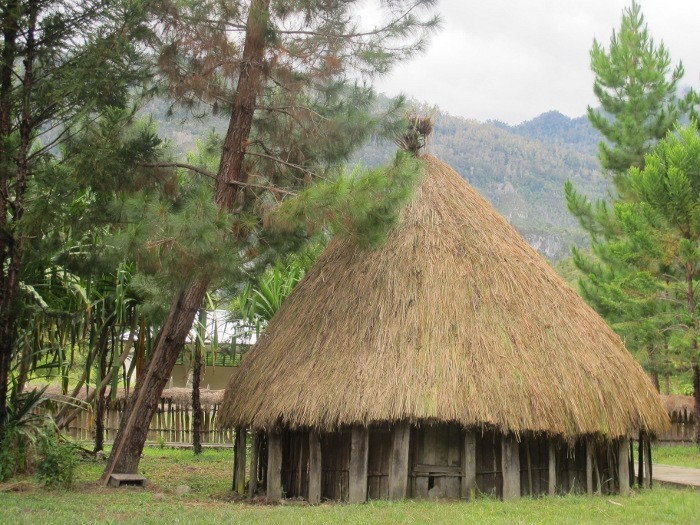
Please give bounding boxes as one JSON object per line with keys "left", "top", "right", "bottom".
{"left": 52, "top": 387, "right": 233, "bottom": 446}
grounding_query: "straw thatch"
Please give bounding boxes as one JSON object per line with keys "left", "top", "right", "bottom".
{"left": 220, "top": 155, "right": 669, "bottom": 438}
{"left": 37, "top": 384, "right": 224, "bottom": 408}
{"left": 661, "top": 395, "right": 695, "bottom": 422}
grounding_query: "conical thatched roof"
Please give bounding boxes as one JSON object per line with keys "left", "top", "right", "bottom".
{"left": 220, "top": 155, "right": 669, "bottom": 437}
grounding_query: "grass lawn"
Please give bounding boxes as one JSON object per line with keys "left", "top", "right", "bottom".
{"left": 653, "top": 444, "right": 700, "bottom": 469}
{"left": 0, "top": 447, "right": 698, "bottom": 524}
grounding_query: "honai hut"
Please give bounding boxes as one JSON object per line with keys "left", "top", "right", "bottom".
{"left": 219, "top": 155, "right": 669, "bottom": 503}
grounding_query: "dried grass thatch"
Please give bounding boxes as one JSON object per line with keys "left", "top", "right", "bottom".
{"left": 661, "top": 395, "right": 695, "bottom": 422}
{"left": 220, "top": 155, "right": 669, "bottom": 438}
{"left": 38, "top": 384, "right": 224, "bottom": 408}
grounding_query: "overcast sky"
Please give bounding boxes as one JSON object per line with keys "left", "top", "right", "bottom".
{"left": 371, "top": 0, "right": 700, "bottom": 125}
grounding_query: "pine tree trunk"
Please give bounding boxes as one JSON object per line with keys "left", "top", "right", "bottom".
{"left": 102, "top": 278, "right": 208, "bottom": 476}
{"left": 192, "top": 309, "right": 204, "bottom": 455}
{"left": 102, "top": 0, "right": 270, "bottom": 480}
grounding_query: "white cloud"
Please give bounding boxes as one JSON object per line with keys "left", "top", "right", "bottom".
{"left": 370, "top": 0, "right": 700, "bottom": 124}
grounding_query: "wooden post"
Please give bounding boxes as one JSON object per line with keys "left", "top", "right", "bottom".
{"left": 248, "top": 431, "right": 259, "bottom": 498}
{"left": 388, "top": 422, "right": 411, "bottom": 500}
{"left": 461, "top": 430, "right": 477, "bottom": 500}
{"left": 308, "top": 430, "right": 322, "bottom": 504}
{"left": 618, "top": 437, "right": 630, "bottom": 496}
{"left": 643, "top": 435, "right": 652, "bottom": 489}
{"left": 267, "top": 432, "right": 283, "bottom": 501}
{"left": 586, "top": 438, "right": 593, "bottom": 496}
{"left": 525, "top": 438, "right": 533, "bottom": 496}
{"left": 548, "top": 440, "right": 556, "bottom": 495}
{"left": 349, "top": 426, "right": 369, "bottom": 503}
{"left": 234, "top": 426, "right": 247, "bottom": 494}
{"left": 637, "top": 431, "right": 644, "bottom": 487}
{"left": 501, "top": 433, "right": 521, "bottom": 500}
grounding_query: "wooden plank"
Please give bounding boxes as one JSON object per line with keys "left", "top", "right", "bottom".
{"left": 432, "top": 425, "right": 448, "bottom": 498}
{"left": 388, "top": 422, "right": 411, "bottom": 500}
{"left": 267, "top": 432, "right": 283, "bottom": 501}
{"left": 461, "top": 430, "right": 476, "bottom": 500}
{"left": 234, "top": 427, "right": 247, "bottom": 494}
{"left": 567, "top": 445, "right": 577, "bottom": 492}
{"left": 413, "top": 464, "right": 462, "bottom": 474}
{"left": 349, "top": 426, "right": 369, "bottom": 503}
{"left": 107, "top": 473, "right": 147, "bottom": 488}
{"left": 308, "top": 430, "right": 322, "bottom": 504}
{"left": 586, "top": 438, "right": 593, "bottom": 496}
{"left": 501, "top": 433, "right": 521, "bottom": 500}
{"left": 413, "top": 427, "right": 428, "bottom": 498}
{"left": 446, "top": 426, "right": 461, "bottom": 498}
{"left": 618, "top": 437, "right": 630, "bottom": 496}
{"left": 525, "top": 437, "right": 533, "bottom": 496}
{"left": 248, "top": 431, "right": 259, "bottom": 498}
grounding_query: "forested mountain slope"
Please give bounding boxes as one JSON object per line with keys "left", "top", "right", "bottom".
{"left": 150, "top": 100, "right": 608, "bottom": 260}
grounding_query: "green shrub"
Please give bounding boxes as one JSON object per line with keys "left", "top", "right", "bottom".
{"left": 36, "top": 433, "right": 78, "bottom": 488}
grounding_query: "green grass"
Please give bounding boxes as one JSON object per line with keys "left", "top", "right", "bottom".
{"left": 0, "top": 447, "right": 698, "bottom": 524}
{"left": 653, "top": 444, "right": 700, "bottom": 469}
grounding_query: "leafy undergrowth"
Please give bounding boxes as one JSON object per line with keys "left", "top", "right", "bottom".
{"left": 653, "top": 444, "right": 700, "bottom": 469}
{"left": 0, "top": 447, "right": 698, "bottom": 524}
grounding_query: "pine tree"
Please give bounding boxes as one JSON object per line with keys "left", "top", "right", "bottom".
{"left": 566, "top": 2, "right": 697, "bottom": 389}
{"left": 587, "top": 0, "right": 695, "bottom": 194}
{"left": 624, "top": 124, "right": 700, "bottom": 442}
{"left": 103, "top": 0, "right": 439, "bottom": 478}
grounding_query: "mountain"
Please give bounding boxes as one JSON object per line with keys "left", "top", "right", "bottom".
{"left": 149, "top": 99, "right": 608, "bottom": 260}
{"left": 491, "top": 110, "right": 600, "bottom": 156}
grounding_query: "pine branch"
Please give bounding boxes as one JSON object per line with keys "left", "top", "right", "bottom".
{"left": 137, "top": 162, "right": 297, "bottom": 195}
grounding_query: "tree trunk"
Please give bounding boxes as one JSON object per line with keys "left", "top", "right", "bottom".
{"left": 94, "top": 332, "right": 110, "bottom": 453}
{"left": 637, "top": 431, "right": 644, "bottom": 487}
{"left": 102, "top": 277, "right": 209, "bottom": 478}
{"left": 192, "top": 309, "right": 205, "bottom": 455}
{"left": 650, "top": 372, "right": 660, "bottom": 392}
{"left": 0, "top": 1, "right": 34, "bottom": 438}
{"left": 102, "top": 0, "right": 270, "bottom": 480}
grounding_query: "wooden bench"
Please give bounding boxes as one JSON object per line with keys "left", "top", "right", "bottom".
{"left": 107, "top": 473, "right": 147, "bottom": 488}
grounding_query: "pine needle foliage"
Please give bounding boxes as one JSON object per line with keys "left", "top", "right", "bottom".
{"left": 271, "top": 152, "right": 425, "bottom": 248}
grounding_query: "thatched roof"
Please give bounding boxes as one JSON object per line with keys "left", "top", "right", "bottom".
{"left": 38, "top": 384, "right": 224, "bottom": 408}
{"left": 220, "top": 155, "right": 669, "bottom": 437}
{"left": 661, "top": 395, "right": 695, "bottom": 422}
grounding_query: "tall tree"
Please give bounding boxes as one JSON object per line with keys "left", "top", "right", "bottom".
{"left": 103, "top": 0, "right": 439, "bottom": 478}
{"left": 587, "top": 0, "right": 695, "bottom": 194}
{"left": 566, "top": 1, "right": 697, "bottom": 388}
{"left": 623, "top": 124, "right": 700, "bottom": 441}
{"left": 0, "top": 0, "right": 153, "bottom": 435}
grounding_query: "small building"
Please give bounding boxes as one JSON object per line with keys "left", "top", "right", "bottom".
{"left": 219, "top": 155, "right": 669, "bottom": 502}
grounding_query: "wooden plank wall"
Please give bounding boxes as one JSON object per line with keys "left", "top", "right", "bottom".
{"left": 281, "top": 430, "right": 310, "bottom": 499}
{"left": 410, "top": 423, "right": 462, "bottom": 499}
{"left": 320, "top": 430, "right": 351, "bottom": 502}
{"left": 475, "top": 429, "right": 503, "bottom": 499}
{"left": 518, "top": 435, "right": 549, "bottom": 496}
{"left": 367, "top": 426, "right": 392, "bottom": 499}
{"left": 63, "top": 400, "right": 233, "bottom": 445}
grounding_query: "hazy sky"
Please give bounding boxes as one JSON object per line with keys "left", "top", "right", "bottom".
{"left": 371, "top": 0, "right": 700, "bottom": 125}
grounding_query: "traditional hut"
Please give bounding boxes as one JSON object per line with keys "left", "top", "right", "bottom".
{"left": 220, "top": 155, "right": 669, "bottom": 502}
